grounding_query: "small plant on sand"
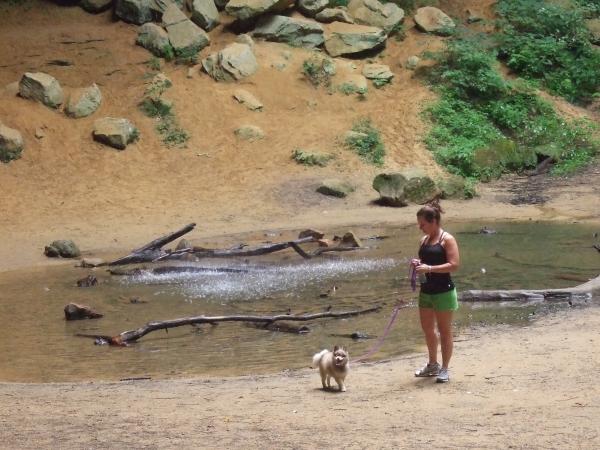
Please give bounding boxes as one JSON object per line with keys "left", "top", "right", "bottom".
{"left": 302, "top": 55, "right": 336, "bottom": 87}
{"left": 146, "top": 57, "right": 162, "bottom": 71}
{"left": 345, "top": 118, "right": 386, "bottom": 166}
{"left": 291, "top": 149, "right": 334, "bottom": 167}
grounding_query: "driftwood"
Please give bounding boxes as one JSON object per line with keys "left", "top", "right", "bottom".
{"left": 108, "top": 223, "right": 196, "bottom": 266}
{"left": 460, "top": 274, "right": 600, "bottom": 302}
{"left": 108, "top": 265, "right": 249, "bottom": 276}
{"left": 79, "top": 306, "right": 382, "bottom": 346}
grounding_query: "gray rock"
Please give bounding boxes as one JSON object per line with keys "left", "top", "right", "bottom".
{"left": 340, "top": 231, "right": 361, "bottom": 247}
{"left": 337, "top": 74, "right": 368, "bottom": 94}
{"left": 114, "top": 0, "right": 154, "bottom": 24}
{"left": 65, "top": 83, "right": 102, "bottom": 118}
{"left": 315, "top": 7, "right": 354, "bottom": 24}
{"left": 406, "top": 55, "right": 419, "bottom": 70}
{"left": 202, "top": 43, "right": 258, "bottom": 81}
{"left": 252, "top": 15, "right": 324, "bottom": 48}
{"left": 137, "top": 23, "right": 174, "bottom": 59}
{"left": 437, "top": 175, "right": 472, "bottom": 199}
{"left": 80, "top": 0, "right": 113, "bottom": 13}
{"left": 45, "top": 240, "right": 81, "bottom": 258}
{"left": 93, "top": 117, "right": 139, "bottom": 150}
{"left": 298, "top": 229, "right": 325, "bottom": 239}
{"left": 161, "top": 1, "right": 187, "bottom": 26}
{"left": 316, "top": 179, "right": 355, "bottom": 198}
{"left": 236, "top": 33, "right": 255, "bottom": 48}
{"left": 189, "top": 0, "right": 220, "bottom": 31}
{"left": 372, "top": 173, "right": 408, "bottom": 206}
{"left": 587, "top": 19, "right": 600, "bottom": 45}
{"left": 234, "top": 125, "right": 264, "bottom": 141}
{"left": 225, "top": 0, "right": 294, "bottom": 21}
{"left": 324, "top": 22, "right": 386, "bottom": 57}
{"left": 347, "top": 0, "right": 404, "bottom": 34}
{"left": 403, "top": 176, "right": 440, "bottom": 204}
{"left": 233, "top": 89, "right": 263, "bottom": 111}
{"left": 414, "top": 6, "right": 455, "bottom": 35}
{"left": 19, "top": 72, "right": 64, "bottom": 109}
{"left": 0, "top": 122, "right": 24, "bottom": 164}
{"left": 166, "top": 18, "right": 211, "bottom": 56}
{"left": 175, "top": 238, "right": 192, "bottom": 250}
{"left": 297, "top": 0, "right": 328, "bottom": 18}
{"left": 362, "top": 63, "right": 393, "bottom": 82}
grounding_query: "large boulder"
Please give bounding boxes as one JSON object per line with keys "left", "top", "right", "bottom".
{"left": 225, "top": 0, "right": 293, "bottom": 21}
{"left": 44, "top": 240, "right": 81, "bottom": 258}
{"left": 324, "top": 22, "right": 386, "bottom": 57}
{"left": 413, "top": 6, "right": 455, "bottom": 35}
{"left": 297, "top": 0, "right": 328, "bottom": 18}
{"left": 347, "top": 0, "right": 404, "bottom": 34}
{"left": 0, "top": 122, "right": 24, "bottom": 164}
{"left": 165, "top": 18, "right": 211, "bottom": 56}
{"left": 315, "top": 7, "right": 354, "bottom": 24}
{"left": 18, "top": 72, "right": 64, "bottom": 109}
{"left": 188, "top": 0, "right": 220, "bottom": 31}
{"left": 252, "top": 15, "right": 324, "bottom": 48}
{"left": 202, "top": 43, "right": 258, "bottom": 81}
{"left": 587, "top": 19, "right": 600, "bottom": 45}
{"left": 114, "top": 0, "right": 154, "bottom": 24}
{"left": 161, "top": 1, "right": 187, "bottom": 26}
{"left": 93, "top": 117, "right": 139, "bottom": 150}
{"left": 372, "top": 173, "right": 408, "bottom": 206}
{"left": 316, "top": 179, "right": 355, "bottom": 198}
{"left": 80, "top": 0, "right": 113, "bottom": 13}
{"left": 403, "top": 176, "right": 441, "bottom": 204}
{"left": 137, "top": 23, "right": 174, "bottom": 59}
{"left": 65, "top": 83, "right": 102, "bottom": 118}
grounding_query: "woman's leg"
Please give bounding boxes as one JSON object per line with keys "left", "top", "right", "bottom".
{"left": 435, "top": 310, "right": 454, "bottom": 368}
{"left": 419, "top": 307, "right": 438, "bottom": 363}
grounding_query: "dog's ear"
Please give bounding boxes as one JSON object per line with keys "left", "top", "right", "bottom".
{"left": 333, "top": 345, "right": 339, "bottom": 352}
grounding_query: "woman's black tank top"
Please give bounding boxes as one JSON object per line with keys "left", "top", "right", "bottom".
{"left": 418, "top": 231, "right": 455, "bottom": 294}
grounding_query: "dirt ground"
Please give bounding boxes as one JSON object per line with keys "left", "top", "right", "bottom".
{"left": 1, "top": 1, "right": 599, "bottom": 448}
{"left": 0, "top": 306, "right": 598, "bottom": 449}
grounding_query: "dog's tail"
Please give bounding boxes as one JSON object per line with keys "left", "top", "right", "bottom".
{"left": 311, "top": 349, "right": 328, "bottom": 368}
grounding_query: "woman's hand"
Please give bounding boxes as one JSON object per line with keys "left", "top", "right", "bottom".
{"left": 410, "top": 258, "right": 421, "bottom": 268}
{"left": 415, "top": 263, "right": 431, "bottom": 274}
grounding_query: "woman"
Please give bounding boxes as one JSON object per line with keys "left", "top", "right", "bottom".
{"left": 411, "top": 200, "right": 460, "bottom": 383}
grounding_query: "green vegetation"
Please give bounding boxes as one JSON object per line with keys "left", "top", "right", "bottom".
{"left": 138, "top": 75, "right": 189, "bottom": 148}
{"left": 291, "top": 149, "right": 334, "bottom": 167}
{"left": 302, "top": 55, "right": 335, "bottom": 87}
{"left": 423, "top": 32, "right": 598, "bottom": 181}
{"left": 496, "top": 0, "right": 600, "bottom": 103}
{"left": 146, "top": 57, "right": 162, "bottom": 71}
{"left": 345, "top": 119, "right": 386, "bottom": 166}
{"left": 338, "top": 83, "right": 368, "bottom": 96}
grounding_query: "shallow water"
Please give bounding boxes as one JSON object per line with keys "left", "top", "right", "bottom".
{"left": 0, "top": 221, "right": 598, "bottom": 382}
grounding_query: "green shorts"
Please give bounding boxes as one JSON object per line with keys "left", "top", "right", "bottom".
{"left": 418, "top": 288, "right": 459, "bottom": 311}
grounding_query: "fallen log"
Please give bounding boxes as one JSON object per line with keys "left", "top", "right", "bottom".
{"left": 79, "top": 305, "right": 383, "bottom": 346}
{"left": 108, "top": 265, "right": 249, "bottom": 276}
{"left": 154, "top": 236, "right": 318, "bottom": 262}
{"left": 289, "top": 242, "right": 364, "bottom": 259}
{"left": 459, "top": 274, "right": 600, "bottom": 302}
{"left": 108, "top": 223, "right": 196, "bottom": 266}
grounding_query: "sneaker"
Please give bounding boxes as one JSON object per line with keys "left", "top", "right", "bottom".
{"left": 436, "top": 367, "right": 450, "bottom": 383}
{"left": 415, "top": 362, "right": 440, "bottom": 377}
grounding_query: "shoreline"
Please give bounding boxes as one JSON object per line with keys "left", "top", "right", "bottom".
{"left": 1, "top": 305, "right": 598, "bottom": 448}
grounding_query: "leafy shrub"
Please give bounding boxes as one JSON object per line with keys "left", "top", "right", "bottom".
{"left": 291, "top": 149, "right": 334, "bottom": 166}
{"left": 496, "top": 0, "right": 600, "bottom": 103}
{"left": 302, "top": 55, "right": 335, "bottom": 87}
{"left": 139, "top": 97, "right": 172, "bottom": 118}
{"left": 422, "top": 31, "right": 599, "bottom": 179}
{"left": 346, "top": 119, "right": 386, "bottom": 166}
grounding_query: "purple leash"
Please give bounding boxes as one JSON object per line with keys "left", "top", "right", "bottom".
{"left": 354, "top": 302, "right": 408, "bottom": 363}
{"left": 409, "top": 262, "right": 417, "bottom": 292}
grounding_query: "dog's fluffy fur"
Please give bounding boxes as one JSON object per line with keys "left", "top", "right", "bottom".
{"left": 311, "top": 346, "right": 349, "bottom": 392}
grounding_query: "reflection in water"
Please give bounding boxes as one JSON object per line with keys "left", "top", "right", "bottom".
{"left": 0, "top": 221, "right": 597, "bottom": 382}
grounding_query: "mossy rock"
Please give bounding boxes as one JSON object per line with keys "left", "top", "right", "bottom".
{"left": 44, "top": 240, "right": 81, "bottom": 258}
{"left": 403, "top": 176, "right": 440, "bottom": 204}
{"left": 372, "top": 173, "right": 407, "bottom": 206}
{"left": 437, "top": 175, "right": 473, "bottom": 199}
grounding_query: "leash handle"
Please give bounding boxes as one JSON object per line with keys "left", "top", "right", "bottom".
{"left": 354, "top": 301, "right": 407, "bottom": 363}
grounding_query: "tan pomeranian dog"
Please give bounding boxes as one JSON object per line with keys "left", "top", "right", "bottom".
{"left": 312, "top": 346, "right": 349, "bottom": 392}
